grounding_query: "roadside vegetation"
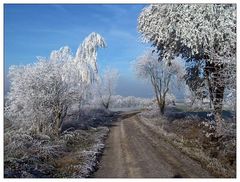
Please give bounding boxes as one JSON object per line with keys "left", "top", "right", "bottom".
{"left": 4, "top": 32, "right": 118, "bottom": 177}
{"left": 137, "top": 105, "right": 236, "bottom": 177}
{"left": 4, "top": 4, "right": 236, "bottom": 178}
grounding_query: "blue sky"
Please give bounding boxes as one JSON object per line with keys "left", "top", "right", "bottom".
{"left": 4, "top": 4, "right": 153, "bottom": 97}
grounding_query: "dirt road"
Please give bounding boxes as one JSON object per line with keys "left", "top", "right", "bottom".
{"left": 93, "top": 111, "right": 213, "bottom": 178}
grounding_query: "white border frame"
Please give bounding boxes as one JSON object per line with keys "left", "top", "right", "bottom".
{"left": 1, "top": 0, "right": 239, "bottom": 181}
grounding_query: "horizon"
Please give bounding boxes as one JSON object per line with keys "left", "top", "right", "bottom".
{"left": 4, "top": 4, "right": 187, "bottom": 99}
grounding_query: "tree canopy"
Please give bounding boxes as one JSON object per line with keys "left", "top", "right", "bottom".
{"left": 138, "top": 4, "right": 236, "bottom": 64}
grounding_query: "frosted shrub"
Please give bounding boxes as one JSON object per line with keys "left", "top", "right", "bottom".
{"left": 5, "top": 32, "right": 106, "bottom": 137}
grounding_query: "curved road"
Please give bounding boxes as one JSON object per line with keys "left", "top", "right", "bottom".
{"left": 93, "top": 111, "right": 213, "bottom": 178}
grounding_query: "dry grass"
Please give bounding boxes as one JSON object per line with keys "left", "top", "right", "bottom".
{"left": 138, "top": 109, "right": 236, "bottom": 178}
{"left": 4, "top": 127, "right": 109, "bottom": 178}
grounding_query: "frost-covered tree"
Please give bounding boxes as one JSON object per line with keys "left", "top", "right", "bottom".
{"left": 74, "top": 32, "right": 106, "bottom": 84}
{"left": 6, "top": 60, "right": 70, "bottom": 136}
{"left": 138, "top": 4, "right": 236, "bottom": 134}
{"left": 6, "top": 56, "right": 86, "bottom": 136}
{"left": 96, "top": 68, "right": 119, "bottom": 109}
{"left": 134, "top": 51, "right": 182, "bottom": 114}
{"left": 67, "top": 32, "right": 106, "bottom": 112}
{"left": 5, "top": 32, "right": 106, "bottom": 137}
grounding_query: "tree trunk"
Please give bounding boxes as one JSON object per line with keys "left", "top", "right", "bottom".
{"left": 101, "top": 95, "right": 111, "bottom": 110}
{"left": 157, "top": 99, "right": 165, "bottom": 115}
{"left": 214, "top": 111, "right": 223, "bottom": 136}
{"left": 78, "top": 100, "right": 82, "bottom": 120}
{"left": 160, "top": 101, "right": 165, "bottom": 115}
{"left": 54, "top": 111, "right": 62, "bottom": 136}
{"left": 212, "top": 84, "right": 225, "bottom": 136}
{"left": 54, "top": 106, "right": 67, "bottom": 137}
{"left": 209, "top": 98, "right": 212, "bottom": 109}
{"left": 38, "top": 121, "right": 43, "bottom": 133}
{"left": 103, "top": 102, "right": 109, "bottom": 109}
{"left": 205, "top": 60, "right": 225, "bottom": 136}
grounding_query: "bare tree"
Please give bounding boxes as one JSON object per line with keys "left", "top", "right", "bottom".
{"left": 134, "top": 51, "right": 183, "bottom": 114}
{"left": 96, "top": 68, "right": 119, "bottom": 110}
